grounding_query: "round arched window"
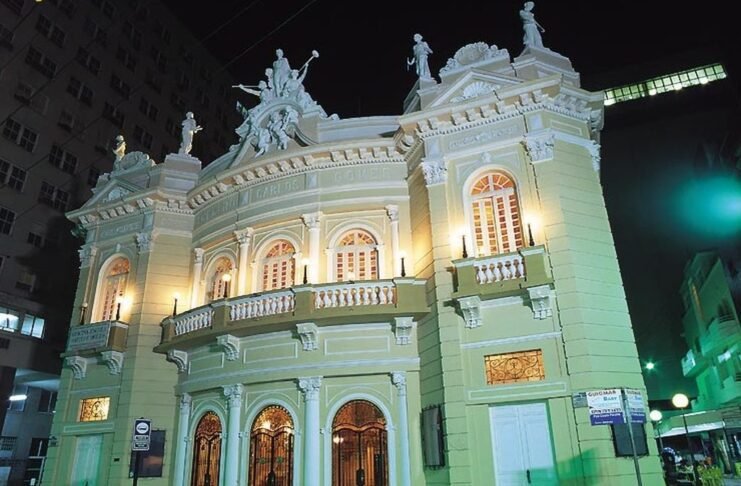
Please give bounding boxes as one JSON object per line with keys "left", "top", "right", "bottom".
{"left": 331, "top": 400, "right": 387, "bottom": 486}
{"left": 469, "top": 172, "right": 524, "bottom": 255}
{"left": 249, "top": 405, "right": 294, "bottom": 486}
{"left": 334, "top": 230, "right": 378, "bottom": 281}
{"left": 261, "top": 240, "right": 295, "bottom": 291}
{"left": 99, "top": 257, "right": 130, "bottom": 321}
{"left": 191, "top": 411, "right": 222, "bottom": 486}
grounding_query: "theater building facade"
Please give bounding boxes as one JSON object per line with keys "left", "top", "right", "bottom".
{"left": 42, "top": 38, "right": 663, "bottom": 485}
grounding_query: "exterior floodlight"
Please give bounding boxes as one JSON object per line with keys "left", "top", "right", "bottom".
{"left": 672, "top": 393, "right": 689, "bottom": 409}
{"left": 9, "top": 394, "right": 27, "bottom": 401}
{"left": 649, "top": 410, "right": 663, "bottom": 422}
{"left": 645, "top": 362, "right": 655, "bottom": 370}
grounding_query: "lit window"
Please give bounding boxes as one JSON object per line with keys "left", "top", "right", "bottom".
{"left": 470, "top": 172, "right": 524, "bottom": 256}
{"left": 79, "top": 397, "right": 110, "bottom": 421}
{"left": 485, "top": 350, "right": 545, "bottom": 385}
{"left": 249, "top": 406, "right": 294, "bottom": 486}
{"left": 261, "top": 240, "right": 295, "bottom": 291}
{"left": 207, "top": 257, "right": 233, "bottom": 302}
{"left": 334, "top": 230, "right": 378, "bottom": 281}
{"left": 100, "top": 258, "right": 130, "bottom": 321}
{"left": 191, "top": 412, "right": 222, "bottom": 486}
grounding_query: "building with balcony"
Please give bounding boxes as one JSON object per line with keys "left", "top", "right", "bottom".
{"left": 42, "top": 33, "right": 662, "bottom": 485}
{"left": 0, "top": 0, "right": 239, "bottom": 483}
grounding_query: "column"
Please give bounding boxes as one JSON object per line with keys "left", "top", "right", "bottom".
{"left": 391, "top": 372, "right": 411, "bottom": 486}
{"left": 298, "top": 376, "right": 322, "bottom": 486}
{"left": 191, "top": 248, "right": 205, "bottom": 308}
{"left": 172, "top": 393, "right": 192, "bottom": 486}
{"left": 234, "top": 228, "right": 253, "bottom": 296}
{"left": 386, "top": 205, "right": 401, "bottom": 277}
{"left": 223, "top": 384, "right": 244, "bottom": 486}
{"left": 301, "top": 212, "right": 322, "bottom": 283}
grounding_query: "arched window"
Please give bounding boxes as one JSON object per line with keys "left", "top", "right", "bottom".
{"left": 332, "top": 400, "right": 388, "bottom": 486}
{"left": 191, "top": 411, "right": 222, "bottom": 486}
{"left": 470, "top": 172, "right": 524, "bottom": 256}
{"left": 207, "top": 257, "right": 233, "bottom": 302}
{"left": 249, "top": 405, "right": 294, "bottom": 486}
{"left": 99, "top": 258, "right": 129, "bottom": 321}
{"left": 261, "top": 240, "right": 295, "bottom": 291}
{"left": 334, "top": 230, "right": 378, "bottom": 281}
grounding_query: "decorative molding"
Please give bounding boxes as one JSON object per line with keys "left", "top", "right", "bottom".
{"left": 100, "top": 350, "right": 124, "bottom": 375}
{"left": 297, "top": 376, "right": 322, "bottom": 401}
{"left": 194, "top": 248, "right": 205, "bottom": 264}
{"left": 527, "top": 285, "right": 553, "bottom": 319}
{"left": 301, "top": 212, "right": 322, "bottom": 230}
{"left": 451, "top": 81, "right": 499, "bottom": 103}
{"left": 439, "top": 42, "right": 509, "bottom": 76}
{"left": 296, "top": 323, "right": 319, "bottom": 351}
{"left": 393, "top": 317, "right": 415, "bottom": 345}
{"left": 587, "top": 140, "right": 601, "bottom": 173}
{"left": 391, "top": 371, "right": 407, "bottom": 396}
{"left": 179, "top": 393, "right": 192, "bottom": 411}
{"left": 135, "top": 232, "right": 153, "bottom": 253}
{"left": 65, "top": 356, "right": 88, "bottom": 380}
{"left": 523, "top": 131, "right": 555, "bottom": 163}
{"left": 78, "top": 245, "right": 98, "bottom": 268}
{"left": 421, "top": 160, "right": 447, "bottom": 186}
{"left": 167, "top": 349, "right": 188, "bottom": 373}
{"left": 457, "top": 296, "right": 482, "bottom": 328}
{"left": 223, "top": 384, "right": 244, "bottom": 408}
{"left": 216, "top": 334, "right": 241, "bottom": 361}
{"left": 385, "top": 204, "right": 399, "bottom": 222}
{"left": 234, "top": 228, "right": 254, "bottom": 246}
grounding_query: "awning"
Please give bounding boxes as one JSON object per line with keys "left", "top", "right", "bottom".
{"left": 657, "top": 410, "right": 727, "bottom": 438}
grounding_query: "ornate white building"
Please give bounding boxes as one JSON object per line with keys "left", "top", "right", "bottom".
{"left": 43, "top": 22, "right": 663, "bottom": 486}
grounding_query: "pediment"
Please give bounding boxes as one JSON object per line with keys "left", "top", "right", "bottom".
{"left": 84, "top": 178, "right": 145, "bottom": 209}
{"left": 429, "top": 70, "right": 523, "bottom": 108}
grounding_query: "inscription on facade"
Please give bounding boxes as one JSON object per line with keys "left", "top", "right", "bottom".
{"left": 447, "top": 124, "right": 521, "bottom": 151}
{"left": 100, "top": 220, "right": 141, "bottom": 240}
{"left": 194, "top": 195, "right": 239, "bottom": 225}
{"left": 251, "top": 177, "right": 304, "bottom": 202}
{"left": 330, "top": 166, "right": 392, "bottom": 185}
{"left": 67, "top": 322, "right": 111, "bottom": 351}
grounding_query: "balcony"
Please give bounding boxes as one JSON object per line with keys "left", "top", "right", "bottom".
{"left": 157, "top": 278, "right": 429, "bottom": 350}
{"left": 65, "top": 320, "right": 129, "bottom": 354}
{"left": 452, "top": 245, "right": 552, "bottom": 300}
{"left": 681, "top": 348, "right": 707, "bottom": 377}
{"left": 718, "top": 374, "right": 741, "bottom": 407}
{"left": 700, "top": 315, "right": 740, "bottom": 357}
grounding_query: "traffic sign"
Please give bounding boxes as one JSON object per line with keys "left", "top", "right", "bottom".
{"left": 132, "top": 418, "right": 151, "bottom": 452}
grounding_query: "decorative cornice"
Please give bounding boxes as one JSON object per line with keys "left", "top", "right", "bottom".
{"left": 223, "top": 383, "right": 244, "bottom": 408}
{"left": 297, "top": 376, "right": 322, "bottom": 400}
{"left": 391, "top": 371, "right": 407, "bottom": 396}
{"left": 421, "top": 160, "right": 447, "bottom": 186}
{"left": 194, "top": 248, "right": 205, "bottom": 264}
{"left": 135, "top": 232, "right": 154, "bottom": 253}
{"left": 296, "top": 322, "right": 319, "bottom": 351}
{"left": 65, "top": 356, "right": 88, "bottom": 380}
{"left": 78, "top": 245, "right": 98, "bottom": 268}
{"left": 457, "top": 296, "right": 482, "bottom": 328}
{"left": 216, "top": 334, "right": 241, "bottom": 361}
{"left": 167, "top": 349, "right": 188, "bottom": 373}
{"left": 393, "top": 317, "right": 415, "bottom": 345}
{"left": 523, "top": 130, "right": 555, "bottom": 163}
{"left": 385, "top": 204, "right": 399, "bottom": 222}
{"left": 301, "top": 212, "right": 322, "bottom": 231}
{"left": 527, "top": 285, "right": 553, "bottom": 320}
{"left": 234, "top": 228, "right": 254, "bottom": 246}
{"left": 179, "top": 393, "right": 192, "bottom": 411}
{"left": 100, "top": 350, "right": 124, "bottom": 375}
{"left": 587, "top": 140, "right": 601, "bottom": 173}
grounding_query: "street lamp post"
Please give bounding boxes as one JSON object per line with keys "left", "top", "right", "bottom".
{"left": 672, "top": 393, "right": 697, "bottom": 485}
{"left": 649, "top": 409, "right": 664, "bottom": 451}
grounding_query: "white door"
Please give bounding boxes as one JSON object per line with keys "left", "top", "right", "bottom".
{"left": 70, "top": 434, "right": 103, "bottom": 486}
{"left": 490, "top": 403, "right": 557, "bottom": 485}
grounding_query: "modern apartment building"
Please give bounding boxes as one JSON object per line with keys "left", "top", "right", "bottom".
{"left": 0, "top": 0, "right": 238, "bottom": 483}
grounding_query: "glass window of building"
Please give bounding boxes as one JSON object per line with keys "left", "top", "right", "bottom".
{"left": 99, "top": 258, "right": 130, "bottom": 321}
{"left": 332, "top": 400, "right": 388, "bottom": 486}
{"left": 249, "top": 405, "right": 294, "bottom": 486}
{"left": 335, "top": 230, "right": 378, "bottom": 281}
{"left": 79, "top": 397, "right": 110, "bottom": 421}
{"left": 470, "top": 171, "right": 523, "bottom": 256}
{"left": 261, "top": 240, "right": 295, "bottom": 291}
{"left": 207, "top": 257, "right": 233, "bottom": 302}
{"left": 191, "top": 411, "right": 222, "bottom": 486}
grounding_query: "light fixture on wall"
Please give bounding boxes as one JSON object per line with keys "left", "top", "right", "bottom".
{"left": 172, "top": 292, "right": 180, "bottom": 316}
{"left": 400, "top": 251, "right": 407, "bottom": 277}
{"left": 115, "top": 296, "right": 124, "bottom": 321}
{"left": 672, "top": 393, "right": 696, "bottom": 479}
{"left": 461, "top": 234, "right": 468, "bottom": 258}
{"left": 527, "top": 223, "right": 535, "bottom": 246}
{"left": 79, "top": 302, "right": 88, "bottom": 325}
{"left": 525, "top": 213, "right": 540, "bottom": 247}
{"left": 222, "top": 274, "right": 232, "bottom": 299}
{"left": 302, "top": 258, "right": 309, "bottom": 285}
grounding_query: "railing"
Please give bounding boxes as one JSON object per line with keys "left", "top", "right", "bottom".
{"left": 174, "top": 307, "right": 214, "bottom": 336}
{"left": 230, "top": 290, "right": 294, "bottom": 320}
{"left": 475, "top": 254, "right": 525, "bottom": 284}
{"left": 314, "top": 281, "right": 396, "bottom": 309}
{"left": 681, "top": 349, "right": 698, "bottom": 377}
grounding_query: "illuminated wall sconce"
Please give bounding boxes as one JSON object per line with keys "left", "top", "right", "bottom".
{"left": 222, "top": 274, "right": 232, "bottom": 299}
{"left": 400, "top": 251, "right": 407, "bottom": 277}
{"left": 115, "top": 296, "right": 124, "bottom": 321}
{"left": 172, "top": 292, "right": 180, "bottom": 316}
{"left": 461, "top": 234, "right": 468, "bottom": 258}
{"left": 79, "top": 302, "right": 88, "bottom": 325}
{"left": 527, "top": 223, "right": 535, "bottom": 246}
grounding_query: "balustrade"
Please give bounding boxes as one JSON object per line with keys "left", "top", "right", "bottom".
{"left": 475, "top": 254, "right": 525, "bottom": 284}
{"left": 174, "top": 307, "right": 213, "bottom": 336}
{"left": 314, "top": 281, "right": 396, "bottom": 309}
{"left": 230, "top": 290, "right": 294, "bottom": 320}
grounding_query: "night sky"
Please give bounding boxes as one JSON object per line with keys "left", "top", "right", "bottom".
{"left": 163, "top": 0, "right": 739, "bottom": 400}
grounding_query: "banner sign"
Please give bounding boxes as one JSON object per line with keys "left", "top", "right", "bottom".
{"left": 586, "top": 389, "right": 625, "bottom": 425}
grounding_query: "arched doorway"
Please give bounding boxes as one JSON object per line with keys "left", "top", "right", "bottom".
{"left": 249, "top": 405, "right": 294, "bottom": 486}
{"left": 332, "top": 400, "right": 388, "bottom": 486}
{"left": 191, "top": 411, "right": 222, "bottom": 486}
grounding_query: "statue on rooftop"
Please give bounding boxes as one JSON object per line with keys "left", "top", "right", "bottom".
{"left": 233, "top": 80, "right": 275, "bottom": 104}
{"left": 520, "top": 1, "right": 545, "bottom": 49}
{"left": 408, "top": 33, "right": 433, "bottom": 80}
{"left": 272, "top": 49, "right": 291, "bottom": 96}
{"left": 179, "top": 111, "right": 202, "bottom": 156}
{"left": 112, "top": 135, "right": 126, "bottom": 168}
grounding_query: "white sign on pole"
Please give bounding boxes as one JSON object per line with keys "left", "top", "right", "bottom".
{"left": 586, "top": 388, "right": 624, "bottom": 425}
{"left": 625, "top": 388, "right": 646, "bottom": 423}
{"left": 132, "top": 418, "right": 151, "bottom": 452}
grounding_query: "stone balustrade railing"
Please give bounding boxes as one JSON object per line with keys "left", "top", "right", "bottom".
{"left": 475, "top": 253, "right": 525, "bottom": 284}
{"left": 314, "top": 281, "right": 396, "bottom": 309}
{"left": 230, "top": 290, "right": 295, "bottom": 320}
{"left": 174, "top": 307, "right": 214, "bottom": 336}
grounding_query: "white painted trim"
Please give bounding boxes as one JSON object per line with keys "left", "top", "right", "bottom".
{"left": 181, "top": 357, "right": 420, "bottom": 388}
{"left": 202, "top": 250, "right": 238, "bottom": 302}
{"left": 322, "top": 392, "right": 397, "bottom": 486}
{"left": 462, "top": 331, "right": 562, "bottom": 349}
{"left": 250, "top": 231, "right": 303, "bottom": 293}
{"left": 90, "top": 251, "right": 134, "bottom": 323}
